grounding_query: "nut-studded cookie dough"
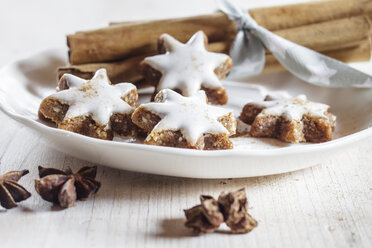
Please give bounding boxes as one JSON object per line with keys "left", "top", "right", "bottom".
{"left": 239, "top": 95, "right": 336, "bottom": 143}
{"left": 140, "top": 31, "right": 233, "bottom": 105}
{"left": 132, "top": 89, "right": 236, "bottom": 150}
{"left": 39, "top": 69, "right": 140, "bottom": 140}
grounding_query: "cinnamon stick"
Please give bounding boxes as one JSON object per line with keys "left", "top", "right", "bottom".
{"left": 67, "top": 13, "right": 236, "bottom": 65}
{"left": 114, "top": 15, "right": 371, "bottom": 55}
{"left": 59, "top": 38, "right": 371, "bottom": 86}
{"left": 250, "top": 0, "right": 372, "bottom": 31}
{"left": 67, "top": 0, "right": 372, "bottom": 65}
{"left": 263, "top": 39, "right": 371, "bottom": 73}
{"left": 61, "top": 15, "right": 371, "bottom": 82}
{"left": 273, "top": 15, "right": 371, "bottom": 53}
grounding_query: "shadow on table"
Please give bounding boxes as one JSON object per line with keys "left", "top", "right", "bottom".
{"left": 154, "top": 218, "right": 195, "bottom": 238}
{"left": 91, "top": 162, "right": 323, "bottom": 204}
{"left": 153, "top": 218, "right": 237, "bottom": 239}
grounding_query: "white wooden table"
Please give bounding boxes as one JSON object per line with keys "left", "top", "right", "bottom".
{"left": 1, "top": 0, "right": 372, "bottom": 247}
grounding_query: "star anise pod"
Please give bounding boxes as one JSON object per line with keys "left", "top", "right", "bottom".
{"left": 35, "top": 166, "right": 101, "bottom": 208}
{"left": 218, "top": 188, "right": 258, "bottom": 234}
{"left": 184, "top": 188, "right": 258, "bottom": 234}
{"left": 0, "top": 170, "right": 31, "bottom": 209}
{"left": 184, "top": 195, "right": 224, "bottom": 234}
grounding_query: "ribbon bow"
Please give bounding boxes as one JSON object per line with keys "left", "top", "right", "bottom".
{"left": 217, "top": 0, "right": 372, "bottom": 88}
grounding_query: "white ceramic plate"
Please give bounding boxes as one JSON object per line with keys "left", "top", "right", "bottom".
{"left": 0, "top": 48, "right": 371, "bottom": 178}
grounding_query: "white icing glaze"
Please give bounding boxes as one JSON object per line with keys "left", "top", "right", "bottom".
{"left": 144, "top": 31, "right": 230, "bottom": 96}
{"left": 50, "top": 69, "right": 136, "bottom": 127}
{"left": 57, "top": 74, "right": 87, "bottom": 90}
{"left": 141, "top": 89, "right": 236, "bottom": 145}
{"left": 252, "top": 94, "right": 330, "bottom": 120}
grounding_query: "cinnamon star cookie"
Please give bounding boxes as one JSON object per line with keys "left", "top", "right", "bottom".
{"left": 132, "top": 89, "right": 236, "bottom": 150}
{"left": 140, "top": 31, "right": 233, "bottom": 105}
{"left": 39, "top": 69, "right": 139, "bottom": 140}
{"left": 239, "top": 95, "right": 336, "bottom": 143}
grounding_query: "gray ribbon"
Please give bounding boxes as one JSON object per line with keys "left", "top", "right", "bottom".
{"left": 217, "top": 0, "right": 372, "bottom": 88}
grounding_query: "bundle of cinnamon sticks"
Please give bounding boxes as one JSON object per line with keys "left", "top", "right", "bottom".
{"left": 60, "top": 0, "right": 372, "bottom": 85}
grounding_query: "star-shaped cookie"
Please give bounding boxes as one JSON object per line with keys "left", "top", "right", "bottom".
{"left": 239, "top": 95, "right": 336, "bottom": 143}
{"left": 132, "top": 89, "right": 236, "bottom": 150}
{"left": 39, "top": 69, "right": 140, "bottom": 140}
{"left": 140, "top": 31, "right": 233, "bottom": 105}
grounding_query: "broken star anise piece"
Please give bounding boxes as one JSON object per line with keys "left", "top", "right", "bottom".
{"left": 218, "top": 188, "right": 258, "bottom": 234}
{"left": 184, "top": 195, "right": 224, "bottom": 234}
{"left": 35, "top": 166, "right": 101, "bottom": 208}
{"left": 184, "top": 188, "right": 258, "bottom": 235}
{"left": 0, "top": 170, "right": 31, "bottom": 209}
